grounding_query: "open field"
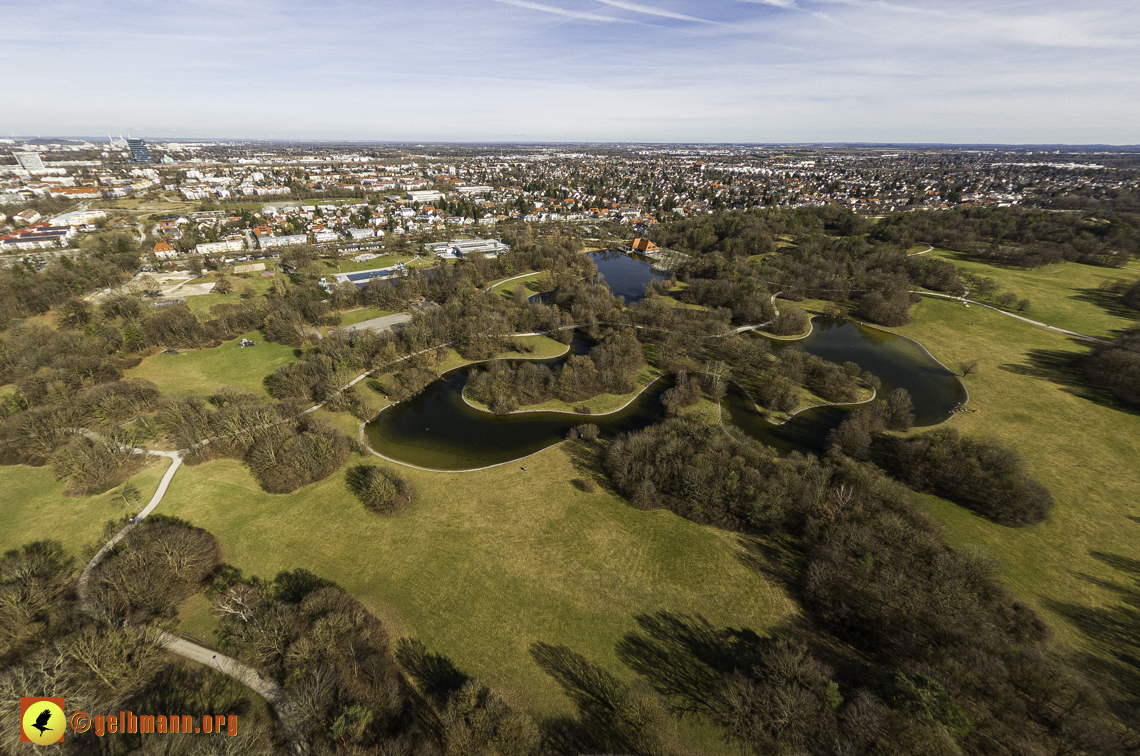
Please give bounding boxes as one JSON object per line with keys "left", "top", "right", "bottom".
{"left": 164, "top": 446, "right": 796, "bottom": 747}
{"left": 0, "top": 457, "right": 172, "bottom": 558}
{"left": 125, "top": 331, "right": 297, "bottom": 397}
{"left": 180, "top": 270, "right": 281, "bottom": 313}
{"left": 925, "top": 248, "right": 1140, "bottom": 338}
{"left": 881, "top": 296, "right": 1140, "bottom": 707}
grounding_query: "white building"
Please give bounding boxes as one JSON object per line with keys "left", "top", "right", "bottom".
{"left": 13, "top": 152, "right": 46, "bottom": 173}
{"left": 407, "top": 190, "right": 444, "bottom": 203}
{"left": 196, "top": 239, "right": 246, "bottom": 255}
{"left": 313, "top": 230, "right": 339, "bottom": 243}
{"left": 347, "top": 227, "right": 375, "bottom": 240}
{"left": 258, "top": 234, "right": 308, "bottom": 250}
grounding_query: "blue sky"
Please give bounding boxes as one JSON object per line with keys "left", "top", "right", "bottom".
{"left": 1, "top": 0, "right": 1137, "bottom": 143}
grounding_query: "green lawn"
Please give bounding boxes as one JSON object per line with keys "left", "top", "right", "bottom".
{"left": 182, "top": 269, "right": 279, "bottom": 314}
{"left": 125, "top": 332, "right": 297, "bottom": 397}
{"left": 925, "top": 248, "right": 1140, "bottom": 338}
{"left": 0, "top": 457, "right": 172, "bottom": 559}
{"left": 883, "top": 296, "right": 1140, "bottom": 707}
{"left": 163, "top": 447, "right": 797, "bottom": 746}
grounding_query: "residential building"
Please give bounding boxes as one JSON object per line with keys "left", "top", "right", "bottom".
{"left": 258, "top": 234, "right": 308, "bottom": 250}
{"left": 152, "top": 241, "right": 178, "bottom": 260}
{"left": 196, "top": 239, "right": 245, "bottom": 255}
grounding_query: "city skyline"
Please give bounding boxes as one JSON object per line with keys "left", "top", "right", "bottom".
{"left": 1, "top": 0, "right": 1137, "bottom": 144}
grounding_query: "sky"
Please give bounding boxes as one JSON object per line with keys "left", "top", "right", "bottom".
{"left": 1, "top": 0, "right": 1138, "bottom": 144}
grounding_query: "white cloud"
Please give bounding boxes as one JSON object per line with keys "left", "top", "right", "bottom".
{"left": 488, "top": 0, "right": 630, "bottom": 23}
{"left": 593, "top": 0, "right": 723, "bottom": 24}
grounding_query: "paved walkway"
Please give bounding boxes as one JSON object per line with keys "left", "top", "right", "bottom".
{"left": 72, "top": 434, "right": 306, "bottom": 753}
{"left": 334, "top": 312, "right": 412, "bottom": 334}
{"left": 917, "top": 290, "right": 1110, "bottom": 344}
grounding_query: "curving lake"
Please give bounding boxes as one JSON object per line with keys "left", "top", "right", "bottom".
{"left": 365, "top": 317, "right": 967, "bottom": 470}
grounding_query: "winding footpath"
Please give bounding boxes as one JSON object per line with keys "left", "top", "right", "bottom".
{"left": 73, "top": 436, "right": 307, "bottom": 754}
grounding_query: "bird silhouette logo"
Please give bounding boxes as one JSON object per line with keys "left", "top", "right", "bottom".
{"left": 32, "top": 708, "right": 53, "bottom": 735}
{"left": 20, "top": 697, "right": 66, "bottom": 744}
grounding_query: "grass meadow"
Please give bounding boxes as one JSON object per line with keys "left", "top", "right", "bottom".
{"left": 125, "top": 332, "right": 297, "bottom": 397}
{"left": 163, "top": 447, "right": 796, "bottom": 750}
{"left": 924, "top": 247, "right": 1140, "bottom": 338}
{"left": 0, "top": 457, "right": 172, "bottom": 558}
{"left": 877, "top": 295, "right": 1140, "bottom": 709}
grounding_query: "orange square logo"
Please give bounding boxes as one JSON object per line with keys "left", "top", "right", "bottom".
{"left": 20, "top": 698, "right": 65, "bottom": 745}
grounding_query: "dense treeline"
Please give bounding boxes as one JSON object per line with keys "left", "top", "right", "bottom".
{"left": 466, "top": 330, "right": 646, "bottom": 413}
{"left": 161, "top": 389, "right": 354, "bottom": 493}
{"left": 881, "top": 427, "right": 1054, "bottom": 527}
{"left": 605, "top": 418, "right": 1135, "bottom": 754}
{"left": 1082, "top": 328, "right": 1140, "bottom": 407}
{"left": 652, "top": 210, "right": 960, "bottom": 328}
{"left": 870, "top": 206, "right": 1140, "bottom": 268}
{"left": 0, "top": 235, "right": 142, "bottom": 323}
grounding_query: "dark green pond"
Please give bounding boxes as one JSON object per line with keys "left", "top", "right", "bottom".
{"left": 589, "top": 249, "right": 666, "bottom": 304}
{"left": 365, "top": 318, "right": 966, "bottom": 470}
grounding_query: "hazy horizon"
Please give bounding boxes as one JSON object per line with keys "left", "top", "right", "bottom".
{"left": 2, "top": 0, "right": 1137, "bottom": 144}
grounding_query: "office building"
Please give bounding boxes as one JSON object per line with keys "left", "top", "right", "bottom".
{"left": 127, "top": 138, "right": 152, "bottom": 164}
{"left": 13, "top": 152, "right": 46, "bottom": 173}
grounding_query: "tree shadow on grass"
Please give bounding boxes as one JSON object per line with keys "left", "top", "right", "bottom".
{"left": 560, "top": 439, "right": 619, "bottom": 498}
{"left": 1041, "top": 550, "right": 1140, "bottom": 726}
{"left": 614, "top": 611, "right": 764, "bottom": 717}
{"left": 1070, "top": 287, "right": 1140, "bottom": 327}
{"left": 528, "top": 641, "right": 690, "bottom": 755}
{"left": 998, "top": 346, "right": 1140, "bottom": 417}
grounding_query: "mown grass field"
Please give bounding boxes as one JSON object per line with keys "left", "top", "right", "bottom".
{"left": 125, "top": 332, "right": 297, "bottom": 397}
{"left": 0, "top": 457, "right": 172, "bottom": 558}
{"left": 165, "top": 447, "right": 796, "bottom": 749}
{"left": 923, "top": 248, "right": 1140, "bottom": 339}
{"left": 881, "top": 296, "right": 1140, "bottom": 706}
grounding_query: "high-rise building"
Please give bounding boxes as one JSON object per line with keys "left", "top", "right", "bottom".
{"left": 126, "top": 138, "right": 152, "bottom": 164}
{"left": 13, "top": 151, "right": 46, "bottom": 173}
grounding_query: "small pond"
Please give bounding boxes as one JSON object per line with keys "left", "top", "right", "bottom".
{"left": 588, "top": 249, "right": 666, "bottom": 304}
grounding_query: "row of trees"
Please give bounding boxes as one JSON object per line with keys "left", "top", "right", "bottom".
{"left": 870, "top": 206, "right": 1139, "bottom": 268}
